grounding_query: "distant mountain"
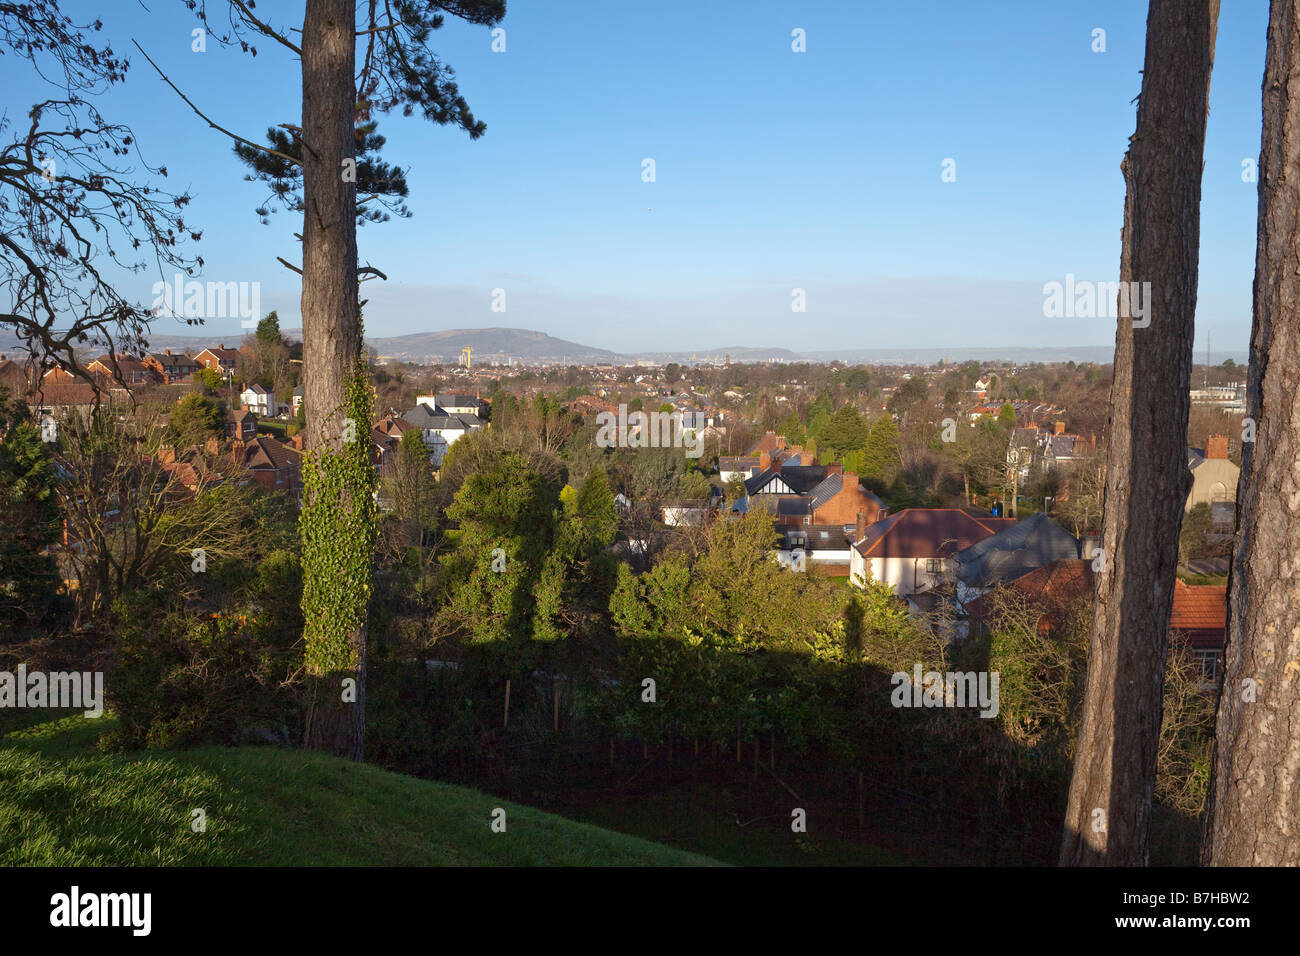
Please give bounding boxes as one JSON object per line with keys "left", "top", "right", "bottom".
{"left": 363, "top": 327, "right": 626, "bottom": 365}
{"left": 0, "top": 325, "right": 1248, "bottom": 368}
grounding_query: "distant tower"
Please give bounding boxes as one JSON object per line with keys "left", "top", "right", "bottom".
{"left": 461, "top": 346, "right": 472, "bottom": 368}
{"left": 725, "top": 353, "right": 731, "bottom": 367}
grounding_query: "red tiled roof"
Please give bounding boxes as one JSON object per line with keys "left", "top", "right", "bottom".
{"left": 1170, "top": 579, "right": 1227, "bottom": 632}
{"left": 971, "top": 559, "right": 1227, "bottom": 646}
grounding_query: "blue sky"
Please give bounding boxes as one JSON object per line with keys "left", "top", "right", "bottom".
{"left": 1, "top": 0, "right": 1269, "bottom": 355}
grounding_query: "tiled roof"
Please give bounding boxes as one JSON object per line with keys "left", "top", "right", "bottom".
{"left": 748, "top": 464, "right": 830, "bottom": 496}
{"left": 953, "top": 513, "right": 1081, "bottom": 586}
{"left": 1170, "top": 579, "right": 1227, "bottom": 632}
{"left": 149, "top": 352, "right": 197, "bottom": 368}
{"left": 854, "top": 508, "right": 1001, "bottom": 559}
{"left": 807, "top": 474, "right": 843, "bottom": 511}
{"left": 403, "top": 405, "right": 483, "bottom": 430}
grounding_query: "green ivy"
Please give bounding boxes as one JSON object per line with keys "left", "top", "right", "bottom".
{"left": 299, "top": 360, "right": 378, "bottom": 673}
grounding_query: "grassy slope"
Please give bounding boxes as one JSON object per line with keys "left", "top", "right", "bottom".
{"left": 0, "top": 717, "right": 720, "bottom": 866}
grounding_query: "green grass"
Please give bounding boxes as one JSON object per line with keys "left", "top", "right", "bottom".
{"left": 0, "top": 717, "right": 721, "bottom": 866}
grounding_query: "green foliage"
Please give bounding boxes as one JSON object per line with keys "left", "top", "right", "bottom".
{"left": 195, "top": 367, "right": 225, "bottom": 393}
{"left": 860, "top": 415, "right": 901, "bottom": 485}
{"left": 256, "top": 311, "right": 282, "bottom": 347}
{"left": 105, "top": 588, "right": 303, "bottom": 751}
{"left": 169, "top": 392, "right": 224, "bottom": 447}
{"left": 675, "top": 469, "right": 712, "bottom": 501}
{"left": 821, "top": 404, "right": 869, "bottom": 460}
{"left": 777, "top": 410, "right": 804, "bottom": 445}
{"left": 438, "top": 451, "right": 561, "bottom": 645}
{"left": 997, "top": 402, "right": 1017, "bottom": 428}
{"left": 0, "top": 401, "right": 66, "bottom": 632}
{"left": 299, "top": 363, "right": 378, "bottom": 674}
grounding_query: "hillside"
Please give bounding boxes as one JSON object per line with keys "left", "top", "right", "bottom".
{"left": 0, "top": 717, "right": 720, "bottom": 866}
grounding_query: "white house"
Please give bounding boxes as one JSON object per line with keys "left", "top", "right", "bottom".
{"left": 850, "top": 509, "right": 1009, "bottom": 597}
{"left": 403, "top": 401, "right": 485, "bottom": 465}
{"left": 240, "top": 383, "right": 281, "bottom": 417}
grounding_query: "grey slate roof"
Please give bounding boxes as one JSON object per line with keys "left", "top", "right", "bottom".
{"left": 808, "top": 474, "right": 843, "bottom": 511}
{"left": 403, "top": 405, "right": 483, "bottom": 431}
{"left": 747, "top": 464, "right": 830, "bottom": 496}
{"left": 952, "top": 513, "right": 1081, "bottom": 587}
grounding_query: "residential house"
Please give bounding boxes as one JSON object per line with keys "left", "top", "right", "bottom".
{"left": 291, "top": 385, "right": 304, "bottom": 415}
{"left": 950, "top": 512, "right": 1080, "bottom": 603}
{"left": 41, "top": 366, "right": 78, "bottom": 385}
{"left": 402, "top": 400, "right": 485, "bottom": 466}
{"left": 662, "top": 499, "right": 712, "bottom": 527}
{"left": 26, "top": 383, "right": 103, "bottom": 420}
{"left": 969, "top": 559, "right": 1227, "bottom": 685}
{"left": 747, "top": 456, "right": 885, "bottom": 529}
{"left": 86, "top": 354, "right": 162, "bottom": 387}
{"left": 1007, "top": 426, "right": 1040, "bottom": 482}
{"left": 1040, "top": 422, "right": 1097, "bottom": 473}
{"left": 239, "top": 383, "right": 281, "bottom": 418}
{"left": 849, "top": 508, "right": 1012, "bottom": 596}
{"left": 224, "top": 407, "right": 258, "bottom": 441}
{"left": 428, "top": 393, "right": 489, "bottom": 417}
{"left": 144, "top": 350, "right": 200, "bottom": 384}
{"left": 776, "top": 524, "right": 855, "bottom": 577}
{"left": 0, "top": 353, "right": 38, "bottom": 395}
{"left": 194, "top": 345, "right": 241, "bottom": 379}
{"left": 1186, "top": 434, "right": 1238, "bottom": 526}
{"left": 232, "top": 436, "right": 303, "bottom": 500}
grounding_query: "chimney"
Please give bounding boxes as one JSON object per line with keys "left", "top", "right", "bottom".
{"left": 205, "top": 436, "right": 219, "bottom": 456}
{"left": 776, "top": 436, "right": 786, "bottom": 452}
{"left": 843, "top": 470, "right": 859, "bottom": 492}
{"left": 759, "top": 450, "right": 770, "bottom": 471}
{"left": 1206, "top": 434, "right": 1229, "bottom": 460}
{"left": 855, "top": 511, "right": 868, "bottom": 543}
{"left": 826, "top": 462, "right": 843, "bottom": 476}
{"left": 1054, "top": 420, "right": 1066, "bottom": 436}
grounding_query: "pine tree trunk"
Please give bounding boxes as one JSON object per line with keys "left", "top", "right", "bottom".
{"left": 300, "top": 0, "right": 365, "bottom": 760}
{"left": 1202, "top": 0, "right": 1300, "bottom": 866}
{"left": 1060, "top": 0, "right": 1219, "bottom": 866}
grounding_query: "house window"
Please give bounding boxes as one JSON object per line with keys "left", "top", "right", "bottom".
{"left": 1194, "top": 649, "right": 1222, "bottom": 684}
{"left": 925, "top": 559, "right": 942, "bottom": 574}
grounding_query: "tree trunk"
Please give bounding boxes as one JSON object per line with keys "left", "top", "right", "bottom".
{"left": 300, "top": 0, "right": 365, "bottom": 760}
{"left": 1202, "top": 0, "right": 1300, "bottom": 866}
{"left": 1060, "top": 0, "right": 1219, "bottom": 866}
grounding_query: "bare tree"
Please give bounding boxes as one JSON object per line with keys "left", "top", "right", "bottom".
{"left": 0, "top": 1, "right": 200, "bottom": 387}
{"left": 1060, "top": 0, "right": 1220, "bottom": 866}
{"left": 54, "top": 408, "right": 256, "bottom": 624}
{"left": 1202, "top": 0, "right": 1300, "bottom": 866}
